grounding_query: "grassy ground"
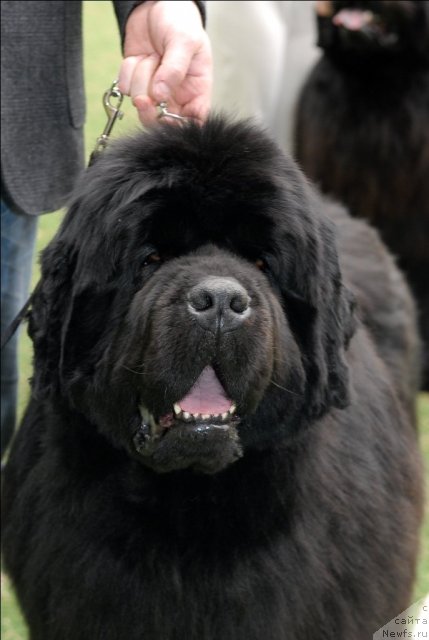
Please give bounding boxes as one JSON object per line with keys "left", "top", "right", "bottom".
{"left": 1, "top": 2, "right": 428, "bottom": 637}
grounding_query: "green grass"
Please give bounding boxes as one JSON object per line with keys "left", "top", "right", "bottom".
{"left": 416, "top": 396, "right": 429, "bottom": 598}
{"left": 1, "top": 2, "right": 428, "bottom": 637}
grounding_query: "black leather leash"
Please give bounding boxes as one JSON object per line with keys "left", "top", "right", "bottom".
{"left": 0, "top": 287, "right": 39, "bottom": 350}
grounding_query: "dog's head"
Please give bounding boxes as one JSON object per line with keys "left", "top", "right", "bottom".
{"left": 316, "top": 0, "right": 429, "bottom": 60}
{"left": 29, "top": 117, "right": 355, "bottom": 473}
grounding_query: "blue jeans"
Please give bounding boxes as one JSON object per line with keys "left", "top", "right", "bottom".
{"left": 1, "top": 200, "right": 38, "bottom": 456}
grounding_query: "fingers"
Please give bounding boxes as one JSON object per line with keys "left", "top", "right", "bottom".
{"left": 151, "top": 38, "right": 195, "bottom": 104}
{"left": 118, "top": 53, "right": 161, "bottom": 124}
{"left": 119, "top": 49, "right": 206, "bottom": 126}
{"left": 117, "top": 55, "right": 144, "bottom": 95}
{"left": 181, "top": 95, "right": 211, "bottom": 125}
{"left": 118, "top": 1, "right": 212, "bottom": 127}
{"left": 151, "top": 34, "right": 212, "bottom": 123}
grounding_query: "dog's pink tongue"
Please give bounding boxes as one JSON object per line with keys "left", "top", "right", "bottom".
{"left": 333, "top": 9, "right": 371, "bottom": 31}
{"left": 179, "top": 366, "right": 232, "bottom": 415}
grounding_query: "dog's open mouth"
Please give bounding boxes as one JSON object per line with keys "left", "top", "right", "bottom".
{"left": 138, "top": 366, "right": 240, "bottom": 438}
{"left": 332, "top": 8, "right": 399, "bottom": 46}
{"left": 333, "top": 8, "right": 375, "bottom": 32}
{"left": 133, "top": 366, "right": 244, "bottom": 472}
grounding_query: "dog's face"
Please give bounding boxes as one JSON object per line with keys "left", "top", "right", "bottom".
{"left": 29, "top": 119, "right": 355, "bottom": 474}
{"left": 316, "top": 0, "right": 429, "bottom": 58}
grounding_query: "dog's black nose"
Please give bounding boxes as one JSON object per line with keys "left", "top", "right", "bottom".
{"left": 188, "top": 276, "right": 251, "bottom": 333}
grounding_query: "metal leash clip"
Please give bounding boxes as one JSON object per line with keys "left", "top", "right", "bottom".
{"left": 157, "top": 101, "right": 190, "bottom": 122}
{"left": 91, "top": 80, "right": 124, "bottom": 160}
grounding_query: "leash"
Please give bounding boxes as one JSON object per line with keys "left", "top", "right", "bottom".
{"left": 1, "top": 81, "right": 190, "bottom": 351}
{"left": 0, "top": 287, "right": 40, "bottom": 350}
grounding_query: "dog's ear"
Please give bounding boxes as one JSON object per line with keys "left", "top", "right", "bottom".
{"left": 280, "top": 189, "right": 357, "bottom": 420}
{"left": 29, "top": 238, "right": 77, "bottom": 397}
{"left": 27, "top": 147, "right": 157, "bottom": 400}
{"left": 28, "top": 183, "right": 148, "bottom": 402}
{"left": 30, "top": 237, "right": 126, "bottom": 402}
{"left": 29, "top": 243, "right": 125, "bottom": 405}
{"left": 305, "top": 218, "right": 356, "bottom": 419}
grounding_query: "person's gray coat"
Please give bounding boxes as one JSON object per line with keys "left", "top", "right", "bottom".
{"left": 0, "top": 0, "right": 142, "bottom": 216}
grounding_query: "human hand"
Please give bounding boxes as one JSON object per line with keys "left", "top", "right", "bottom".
{"left": 118, "top": 1, "right": 212, "bottom": 125}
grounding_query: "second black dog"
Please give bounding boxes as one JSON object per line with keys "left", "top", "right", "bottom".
{"left": 295, "top": 0, "right": 429, "bottom": 388}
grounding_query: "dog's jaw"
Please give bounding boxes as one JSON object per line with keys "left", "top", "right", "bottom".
{"left": 132, "top": 410, "right": 243, "bottom": 474}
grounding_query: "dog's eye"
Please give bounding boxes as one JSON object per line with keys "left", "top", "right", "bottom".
{"left": 255, "top": 258, "right": 268, "bottom": 271}
{"left": 142, "top": 252, "right": 161, "bottom": 267}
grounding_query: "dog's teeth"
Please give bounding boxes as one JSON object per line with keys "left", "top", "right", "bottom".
{"left": 173, "top": 403, "right": 181, "bottom": 415}
{"left": 183, "top": 411, "right": 191, "bottom": 420}
{"left": 192, "top": 413, "right": 201, "bottom": 420}
{"left": 221, "top": 412, "right": 228, "bottom": 420}
{"left": 202, "top": 414, "right": 210, "bottom": 420}
{"left": 229, "top": 403, "right": 236, "bottom": 415}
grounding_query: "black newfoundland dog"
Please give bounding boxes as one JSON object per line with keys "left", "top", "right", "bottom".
{"left": 2, "top": 117, "right": 423, "bottom": 640}
{"left": 294, "top": 0, "right": 429, "bottom": 390}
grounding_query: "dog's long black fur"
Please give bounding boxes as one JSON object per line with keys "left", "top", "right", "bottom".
{"left": 2, "top": 117, "right": 423, "bottom": 640}
{"left": 294, "top": 0, "right": 429, "bottom": 389}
